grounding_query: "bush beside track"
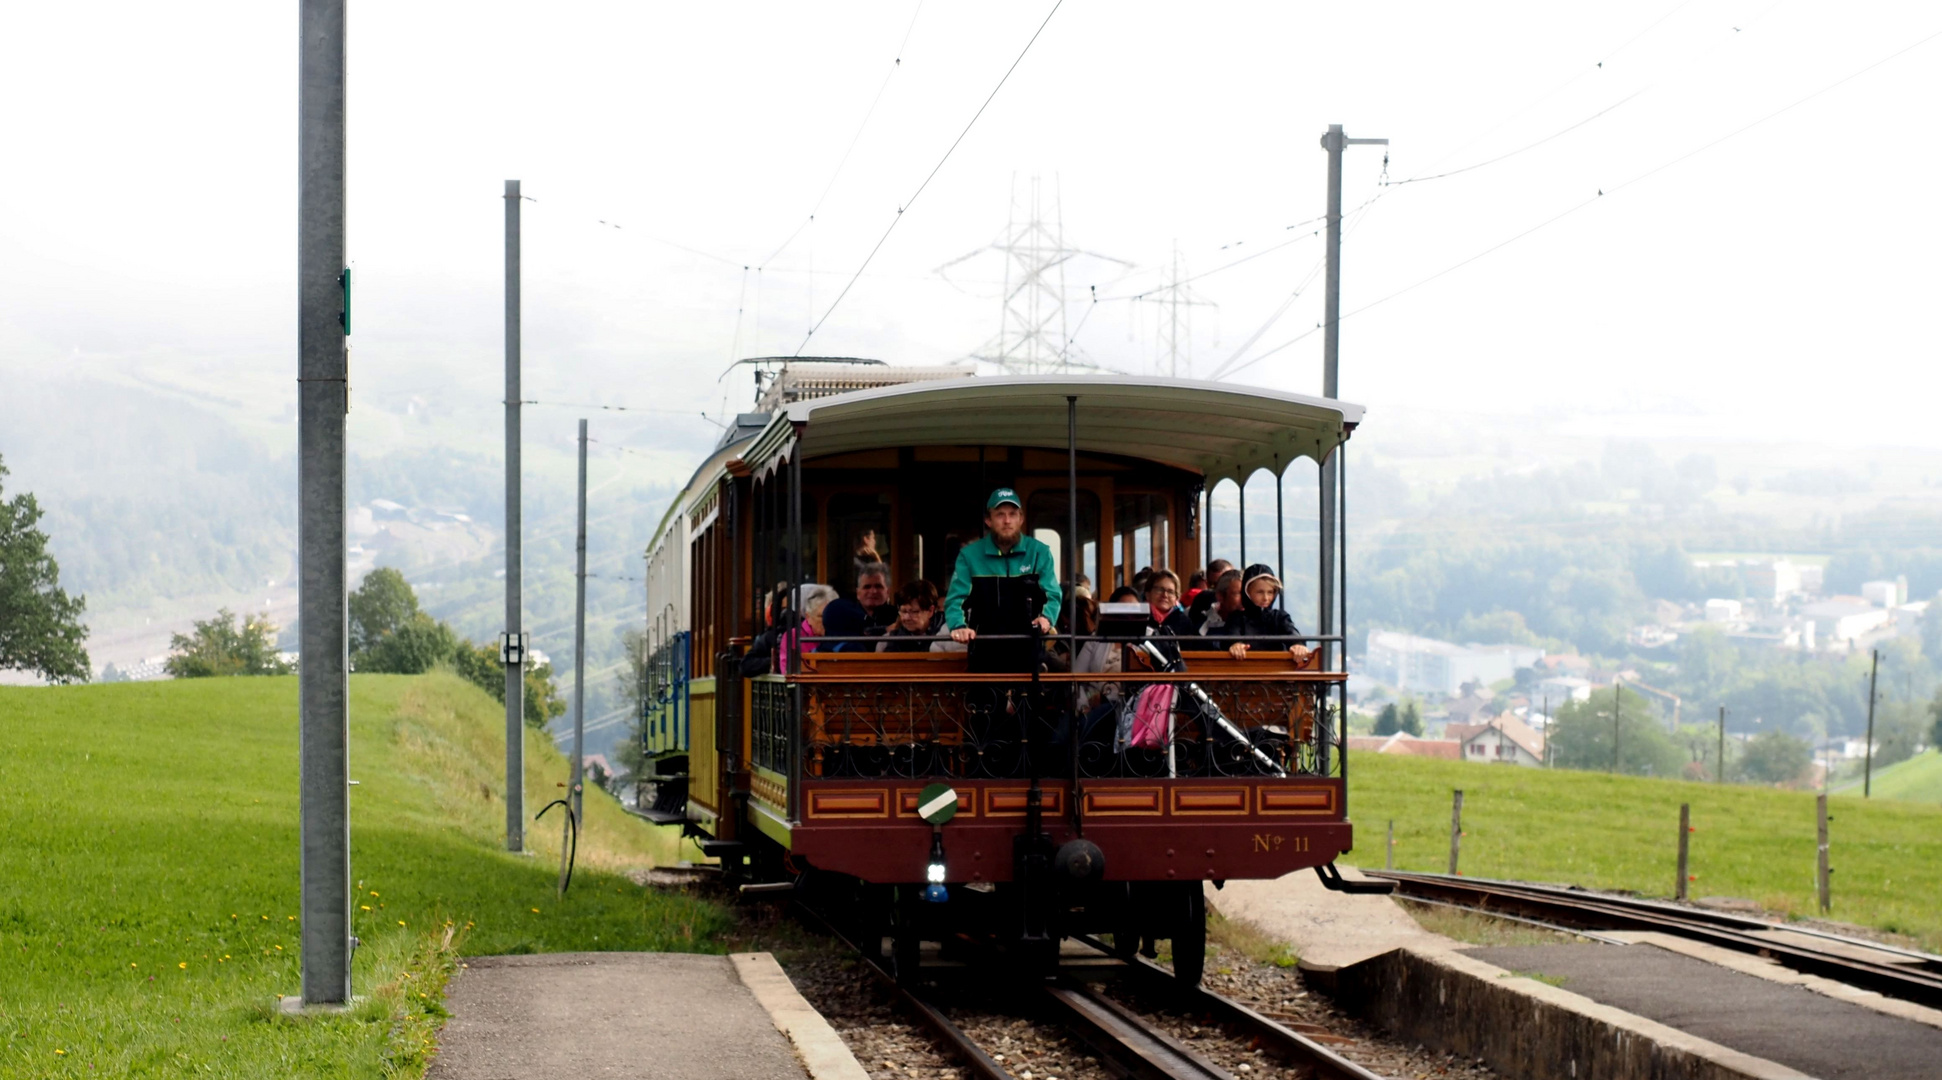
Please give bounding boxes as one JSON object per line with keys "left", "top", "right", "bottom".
{"left": 1349, "top": 753, "right": 1942, "bottom": 951}
{"left": 0, "top": 672, "right": 727, "bottom": 1078}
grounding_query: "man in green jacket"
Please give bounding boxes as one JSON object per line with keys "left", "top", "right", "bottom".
{"left": 946, "top": 487, "right": 1063, "bottom": 643}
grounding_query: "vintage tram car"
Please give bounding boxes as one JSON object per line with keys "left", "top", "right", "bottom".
{"left": 639, "top": 365, "right": 1367, "bottom": 983}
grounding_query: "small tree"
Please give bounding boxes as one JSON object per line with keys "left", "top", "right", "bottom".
{"left": 165, "top": 608, "right": 292, "bottom": 678}
{"left": 0, "top": 456, "right": 91, "bottom": 683}
{"left": 448, "top": 637, "right": 562, "bottom": 728}
{"left": 1400, "top": 699, "right": 1424, "bottom": 736}
{"left": 1548, "top": 686, "right": 1684, "bottom": 777}
{"left": 1373, "top": 702, "right": 1401, "bottom": 736}
{"left": 1737, "top": 729, "right": 1812, "bottom": 786}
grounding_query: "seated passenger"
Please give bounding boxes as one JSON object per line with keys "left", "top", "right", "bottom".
{"left": 1185, "top": 559, "right": 1234, "bottom": 626}
{"left": 945, "top": 487, "right": 1061, "bottom": 644}
{"left": 1182, "top": 569, "right": 1209, "bottom": 608}
{"left": 1195, "top": 568, "right": 1244, "bottom": 634}
{"left": 776, "top": 583, "right": 838, "bottom": 673}
{"left": 1144, "top": 569, "right": 1193, "bottom": 637}
{"left": 878, "top": 581, "right": 944, "bottom": 653}
{"left": 1209, "top": 563, "right": 1313, "bottom": 664}
{"left": 821, "top": 561, "right": 897, "bottom": 650}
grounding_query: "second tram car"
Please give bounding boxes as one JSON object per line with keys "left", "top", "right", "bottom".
{"left": 640, "top": 364, "right": 1368, "bottom": 983}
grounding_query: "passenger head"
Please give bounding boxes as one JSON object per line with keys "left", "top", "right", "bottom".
{"left": 855, "top": 561, "right": 890, "bottom": 610}
{"left": 1072, "top": 593, "right": 1100, "bottom": 635}
{"left": 983, "top": 487, "right": 1025, "bottom": 546}
{"left": 1132, "top": 566, "right": 1153, "bottom": 597}
{"left": 1207, "top": 558, "right": 1234, "bottom": 581}
{"left": 895, "top": 581, "right": 939, "bottom": 633}
{"left": 1107, "top": 585, "right": 1140, "bottom": 604}
{"left": 1145, "top": 569, "right": 1182, "bottom": 614}
{"left": 1187, "top": 570, "right": 1208, "bottom": 592}
{"left": 1241, "top": 564, "right": 1281, "bottom": 609}
{"left": 794, "top": 584, "right": 840, "bottom": 632}
{"left": 1215, "top": 568, "right": 1244, "bottom": 615}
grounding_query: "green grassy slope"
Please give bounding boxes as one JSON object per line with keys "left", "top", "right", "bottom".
{"left": 0, "top": 672, "right": 724, "bottom": 1078}
{"left": 1841, "top": 750, "right": 1942, "bottom": 804}
{"left": 1346, "top": 754, "right": 1942, "bottom": 950}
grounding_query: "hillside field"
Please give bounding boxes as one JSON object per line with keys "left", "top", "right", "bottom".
{"left": 1836, "top": 749, "right": 1942, "bottom": 804}
{"left": 0, "top": 673, "right": 721, "bottom": 1078}
{"left": 1348, "top": 752, "right": 1942, "bottom": 950}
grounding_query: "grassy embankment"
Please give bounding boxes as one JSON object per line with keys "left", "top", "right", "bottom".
{"left": 0, "top": 672, "right": 724, "bottom": 1078}
{"left": 1346, "top": 752, "right": 1942, "bottom": 950}
{"left": 1832, "top": 749, "right": 1942, "bottom": 803}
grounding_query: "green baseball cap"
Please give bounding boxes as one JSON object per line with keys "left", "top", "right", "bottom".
{"left": 985, "top": 487, "right": 1022, "bottom": 511}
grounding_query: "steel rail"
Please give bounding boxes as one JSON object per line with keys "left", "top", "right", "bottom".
{"left": 1043, "top": 980, "right": 1234, "bottom": 1080}
{"left": 1368, "top": 870, "right": 1942, "bottom": 1008}
{"left": 789, "top": 902, "right": 1012, "bottom": 1080}
{"left": 1071, "top": 936, "right": 1386, "bottom": 1080}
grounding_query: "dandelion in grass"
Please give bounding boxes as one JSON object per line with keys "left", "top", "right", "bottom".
{"left": 361, "top": 905, "right": 372, "bottom": 912}
{"left": 178, "top": 962, "right": 187, "bottom": 969}
{"left": 397, "top": 920, "right": 406, "bottom": 927}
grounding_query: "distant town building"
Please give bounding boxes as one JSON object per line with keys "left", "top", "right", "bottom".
{"left": 1447, "top": 715, "right": 1546, "bottom": 767}
{"left": 1743, "top": 560, "right": 1803, "bottom": 602}
{"left": 1345, "top": 733, "right": 1463, "bottom": 759}
{"left": 1629, "top": 624, "right": 1679, "bottom": 649}
{"left": 1703, "top": 598, "right": 1743, "bottom": 623}
{"left": 1536, "top": 675, "right": 1592, "bottom": 707}
{"left": 1801, "top": 598, "right": 1890, "bottom": 646}
{"left": 1364, "top": 631, "right": 1543, "bottom": 697}
{"left": 1861, "top": 580, "right": 1900, "bottom": 607}
{"left": 1798, "top": 565, "right": 1825, "bottom": 594}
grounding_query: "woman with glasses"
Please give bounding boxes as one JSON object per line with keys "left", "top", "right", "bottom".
{"left": 877, "top": 580, "right": 945, "bottom": 653}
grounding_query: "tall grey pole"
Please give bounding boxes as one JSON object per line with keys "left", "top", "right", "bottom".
{"left": 504, "top": 180, "right": 525, "bottom": 851}
{"left": 1717, "top": 705, "right": 1726, "bottom": 783}
{"left": 572, "top": 419, "right": 588, "bottom": 822}
{"left": 297, "top": 0, "right": 351, "bottom": 1006}
{"left": 1317, "top": 124, "right": 1385, "bottom": 676}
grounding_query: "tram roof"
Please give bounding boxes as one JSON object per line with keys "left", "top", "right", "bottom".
{"left": 744, "top": 375, "right": 1362, "bottom": 485}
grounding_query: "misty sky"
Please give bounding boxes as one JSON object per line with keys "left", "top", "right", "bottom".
{"left": 4, "top": 1, "right": 1940, "bottom": 455}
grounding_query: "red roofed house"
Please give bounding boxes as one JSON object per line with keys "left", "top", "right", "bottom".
{"left": 1445, "top": 714, "right": 1546, "bottom": 767}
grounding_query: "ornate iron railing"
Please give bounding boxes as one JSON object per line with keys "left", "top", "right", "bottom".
{"left": 750, "top": 676, "right": 792, "bottom": 774}
{"left": 798, "top": 677, "right": 1339, "bottom": 782}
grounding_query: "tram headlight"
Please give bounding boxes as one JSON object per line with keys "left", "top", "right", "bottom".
{"left": 922, "top": 831, "right": 948, "bottom": 902}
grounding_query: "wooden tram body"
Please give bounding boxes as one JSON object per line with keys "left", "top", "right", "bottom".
{"left": 640, "top": 369, "right": 1363, "bottom": 980}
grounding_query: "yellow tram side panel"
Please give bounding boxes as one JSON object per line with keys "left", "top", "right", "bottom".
{"left": 686, "top": 679, "right": 719, "bottom": 828}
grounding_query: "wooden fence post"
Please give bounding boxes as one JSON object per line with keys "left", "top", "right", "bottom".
{"left": 1676, "top": 803, "right": 1690, "bottom": 901}
{"left": 1449, "top": 790, "right": 1464, "bottom": 876}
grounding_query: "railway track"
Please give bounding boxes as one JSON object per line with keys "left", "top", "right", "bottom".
{"left": 1369, "top": 869, "right": 1942, "bottom": 1009}
{"left": 793, "top": 903, "right": 1386, "bottom": 1080}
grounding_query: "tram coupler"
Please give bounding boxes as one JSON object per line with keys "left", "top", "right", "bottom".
{"left": 1013, "top": 778, "right": 1058, "bottom": 968}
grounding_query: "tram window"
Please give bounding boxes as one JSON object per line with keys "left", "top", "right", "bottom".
{"left": 827, "top": 492, "right": 891, "bottom": 595}
{"left": 1113, "top": 493, "right": 1170, "bottom": 584}
{"left": 1026, "top": 489, "right": 1100, "bottom": 589}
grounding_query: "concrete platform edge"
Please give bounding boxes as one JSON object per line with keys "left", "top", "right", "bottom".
{"left": 1605, "top": 931, "right": 1942, "bottom": 1032}
{"left": 1323, "top": 946, "right": 1813, "bottom": 1080}
{"left": 731, "top": 952, "right": 869, "bottom": 1080}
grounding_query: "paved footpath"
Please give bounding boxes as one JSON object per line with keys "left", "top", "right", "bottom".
{"left": 428, "top": 952, "right": 863, "bottom": 1080}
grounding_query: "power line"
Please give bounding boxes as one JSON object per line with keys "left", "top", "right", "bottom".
{"left": 795, "top": 0, "right": 1066, "bottom": 355}
{"left": 1220, "top": 24, "right": 1942, "bottom": 382}
{"left": 761, "top": 0, "right": 928, "bottom": 269}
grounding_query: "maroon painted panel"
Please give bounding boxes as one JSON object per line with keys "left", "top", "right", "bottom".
{"left": 786, "top": 777, "right": 1352, "bottom": 885}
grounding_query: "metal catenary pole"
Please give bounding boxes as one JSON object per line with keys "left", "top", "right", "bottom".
{"left": 1864, "top": 648, "right": 1879, "bottom": 798}
{"left": 1816, "top": 793, "right": 1831, "bottom": 913}
{"left": 297, "top": 0, "right": 352, "bottom": 1006}
{"left": 1317, "top": 123, "right": 1385, "bottom": 691}
{"left": 571, "top": 419, "right": 588, "bottom": 822}
{"left": 503, "top": 179, "right": 525, "bottom": 852}
{"left": 1612, "top": 680, "right": 1623, "bottom": 774}
{"left": 1717, "top": 704, "right": 1727, "bottom": 783}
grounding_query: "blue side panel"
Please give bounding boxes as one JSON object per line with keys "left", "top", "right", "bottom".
{"left": 643, "top": 631, "right": 692, "bottom": 757}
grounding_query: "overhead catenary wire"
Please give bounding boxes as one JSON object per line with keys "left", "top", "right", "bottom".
{"left": 1217, "top": 22, "right": 1942, "bottom": 383}
{"left": 795, "top": 0, "right": 1066, "bottom": 355}
{"left": 761, "top": 0, "right": 928, "bottom": 269}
